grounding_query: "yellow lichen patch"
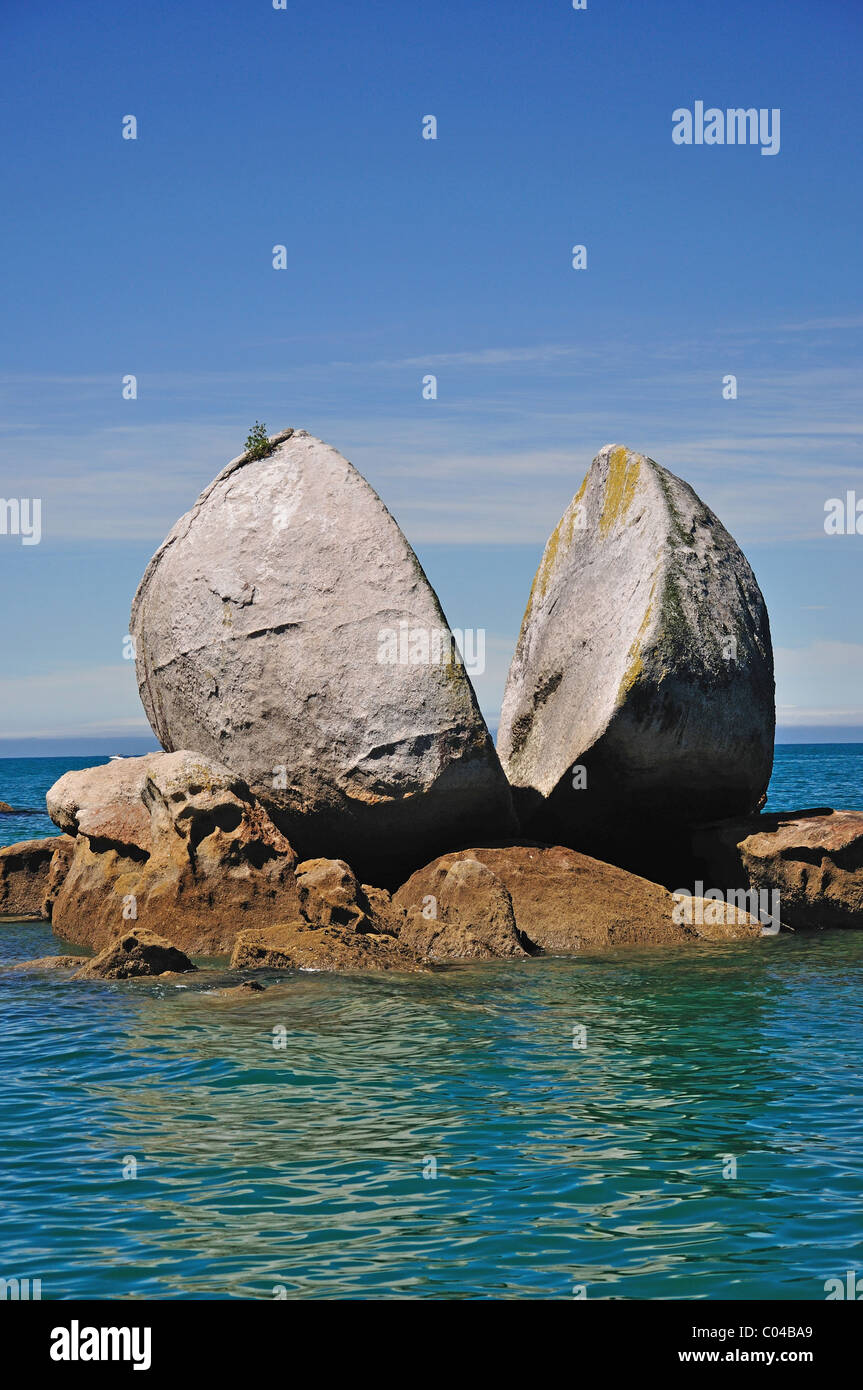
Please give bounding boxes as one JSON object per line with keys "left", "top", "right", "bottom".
{"left": 616, "top": 651, "right": 643, "bottom": 703}
{"left": 615, "top": 570, "right": 658, "bottom": 705}
{"left": 600, "top": 447, "right": 641, "bottom": 538}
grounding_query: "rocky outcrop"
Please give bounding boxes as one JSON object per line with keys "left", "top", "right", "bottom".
{"left": 396, "top": 856, "right": 532, "bottom": 959}
{"left": 230, "top": 920, "right": 425, "bottom": 973}
{"left": 396, "top": 844, "right": 762, "bottom": 951}
{"left": 0, "top": 835, "right": 74, "bottom": 918}
{"left": 497, "top": 445, "right": 775, "bottom": 866}
{"left": 47, "top": 757, "right": 153, "bottom": 845}
{"left": 74, "top": 928, "right": 196, "bottom": 980}
{"left": 691, "top": 808, "right": 863, "bottom": 930}
{"left": 230, "top": 852, "right": 423, "bottom": 971}
{"left": 130, "top": 428, "right": 514, "bottom": 881}
{"left": 295, "top": 857, "right": 396, "bottom": 932}
{"left": 47, "top": 752, "right": 300, "bottom": 955}
{"left": 9, "top": 954, "right": 83, "bottom": 972}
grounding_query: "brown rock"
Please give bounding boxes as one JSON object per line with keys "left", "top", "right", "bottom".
{"left": 295, "top": 857, "right": 401, "bottom": 934}
{"left": 230, "top": 920, "right": 426, "bottom": 973}
{"left": 0, "top": 801, "right": 15, "bottom": 813}
{"left": 42, "top": 835, "right": 75, "bottom": 919}
{"left": 691, "top": 807, "right": 863, "bottom": 930}
{"left": 205, "top": 979, "right": 267, "bottom": 998}
{"left": 0, "top": 835, "right": 75, "bottom": 919}
{"left": 397, "top": 856, "right": 532, "bottom": 959}
{"left": 360, "top": 883, "right": 405, "bottom": 935}
{"left": 47, "top": 758, "right": 154, "bottom": 848}
{"left": 9, "top": 954, "right": 83, "bottom": 972}
{"left": 395, "top": 844, "right": 761, "bottom": 951}
{"left": 74, "top": 927, "right": 197, "bottom": 980}
{"left": 48, "top": 752, "right": 300, "bottom": 955}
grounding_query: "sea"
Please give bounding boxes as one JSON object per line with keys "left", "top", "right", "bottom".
{"left": 1, "top": 746, "right": 861, "bottom": 1300}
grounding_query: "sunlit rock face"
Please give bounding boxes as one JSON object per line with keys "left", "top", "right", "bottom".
{"left": 497, "top": 445, "right": 775, "bottom": 864}
{"left": 131, "top": 429, "right": 514, "bottom": 881}
{"left": 47, "top": 752, "right": 300, "bottom": 955}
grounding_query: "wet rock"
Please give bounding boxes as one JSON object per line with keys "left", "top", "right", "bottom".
{"left": 395, "top": 856, "right": 532, "bottom": 959}
{"left": 8, "top": 954, "right": 83, "bottom": 972}
{"left": 497, "top": 445, "right": 775, "bottom": 864}
{"left": 74, "top": 927, "right": 197, "bottom": 980}
{"left": 131, "top": 428, "right": 514, "bottom": 880}
{"left": 229, "top": 920, "right": 426, "bottom": 973}
{"left": 396, "top": 844, "right": 761, "bottom": 951}
{"left": 0, "top": 835, "right": 75, "bottom": 919}
{"left": 691, "top": 807, "right": 863, "bottom": 930}
{"left": 205, "top": 979, "right": 267, "bottom": 998}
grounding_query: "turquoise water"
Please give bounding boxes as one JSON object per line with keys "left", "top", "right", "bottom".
{"left": 1, "top": 749, "right": 862, "bottom": 1300}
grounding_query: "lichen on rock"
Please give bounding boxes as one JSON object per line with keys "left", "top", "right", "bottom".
{"left": 497, "top": 444, "right": 775, "bottom": 863}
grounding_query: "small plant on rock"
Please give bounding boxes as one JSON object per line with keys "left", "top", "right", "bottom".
{"left": 244, "top": 422, "right": 272, "bottom": 460}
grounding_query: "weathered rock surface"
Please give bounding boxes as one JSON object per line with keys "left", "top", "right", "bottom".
{"left": 130, "top": 428, "right": 514, "bottom": 880}
{"left": 74, "top": 928, "right": 196, "bottom": 980}
{"left": 396, "top": 844, "right": 762, "bottom": 951}
{"left": 497, "top": 445, "right": 775, "bottom": 863}
{"left": 295, "top": 857, "right": 402, "bottom": 934}
{"left": 229, "top": 851, "right": 425, "bottom": 971}
{"left": 230, "top": 920, "right": 426, "bottom": 973}
{"left": 48, "top": 752, "right": 300, "bottom": 955}
{"left": 48, "top": 758, "right": 153, "bottom": 847}
{"left": 396, "top": 856, "right": 532, "bottom": 959}
{"left": 9, "top": 954, "right": 83, "bottom": 972}
{"left": 0, "top": 835, "right": 74, "bottom": 918}
{"left": 692, "top": 807, "right": 863, "bottom": 931}
{"left": 42, "top": 835, "right": 76, "bottom": 920}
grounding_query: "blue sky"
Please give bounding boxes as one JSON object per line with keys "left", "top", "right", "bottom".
{"left": 1, "top": 0, "right": 862, "bottom": 751}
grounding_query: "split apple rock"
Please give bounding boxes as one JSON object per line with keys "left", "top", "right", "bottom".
{"left": 497, "top": 445, "right": 775, "bottom": 855}
{"left": 131, "top": 428, "right": 514, "bottom": 877}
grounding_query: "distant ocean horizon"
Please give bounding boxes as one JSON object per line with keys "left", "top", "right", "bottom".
{"left": 2, "top": 743, "right": 862, "bottom": 852}
{"left": 1, "top": 725, "right": 863, "bottom": 760}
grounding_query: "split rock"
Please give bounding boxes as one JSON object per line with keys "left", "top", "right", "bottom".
{"left": 130, "top": 429, "right": 514, "bottom": 879}
{"left": 497, "top": 445, "right": 775, "bottom": 861}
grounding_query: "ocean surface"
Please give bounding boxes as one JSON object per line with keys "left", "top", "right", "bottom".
{"left": 1, "top": 747, "right": 862, "bottom": 1300}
